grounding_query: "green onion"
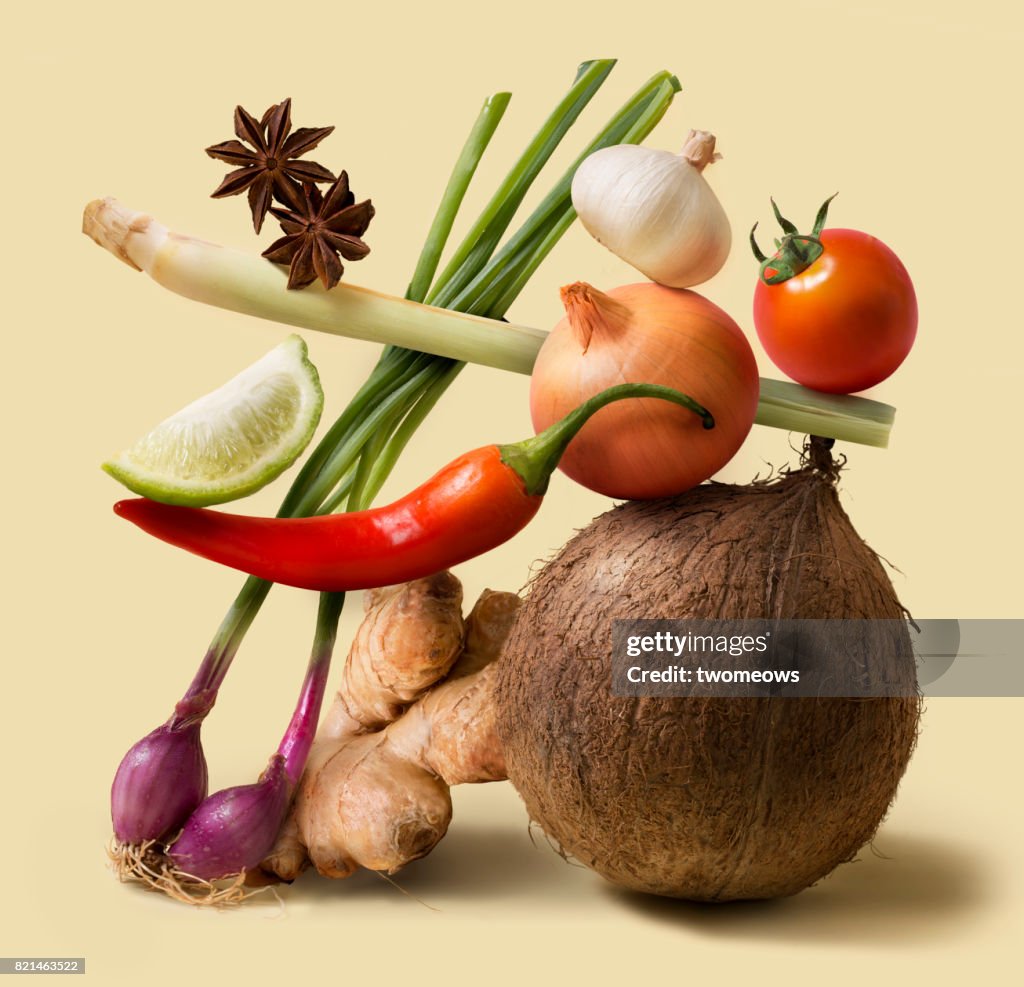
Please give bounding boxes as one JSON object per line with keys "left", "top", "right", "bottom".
{"left": 406, "top": 92, "right": 511, "bottom": 304}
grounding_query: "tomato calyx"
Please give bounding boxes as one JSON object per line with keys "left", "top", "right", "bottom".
{"left": 750, "top": 193, "right": 838, "bottom": 285}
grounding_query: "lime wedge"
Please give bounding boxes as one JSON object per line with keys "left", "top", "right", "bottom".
{"left": 104, "top": 335, "right": 323, "bottom": 506}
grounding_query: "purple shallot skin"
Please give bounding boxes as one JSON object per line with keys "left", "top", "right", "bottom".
{"left": 168, "top": 753, "right": 291, "bottom": 881}
{"left": 110, "top": 689, "right": 214, "bottom": 844}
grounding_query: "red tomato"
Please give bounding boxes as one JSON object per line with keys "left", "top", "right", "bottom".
{"left": 753, "top": 228, "right": 917, "bottom": 394}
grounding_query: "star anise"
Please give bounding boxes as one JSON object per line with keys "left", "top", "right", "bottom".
{"left": 206, "top": 99, "right": 336, "bottom": 233}
{"left": 262, "top": 173, "right": 374, "bottom": 290}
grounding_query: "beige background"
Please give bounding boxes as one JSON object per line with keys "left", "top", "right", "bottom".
{"left": 3, "top": 0, "right": 1021, "bottom": 983}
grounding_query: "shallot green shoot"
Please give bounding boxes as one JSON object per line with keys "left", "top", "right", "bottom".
{"left": 166, "top": 594, "right": 344, "bottom": 886}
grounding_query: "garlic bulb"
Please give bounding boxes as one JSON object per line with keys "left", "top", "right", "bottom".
{"left": 571, "top": 130, "right": 731, "bottom": 288}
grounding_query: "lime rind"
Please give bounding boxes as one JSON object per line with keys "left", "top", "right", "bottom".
{"left": 103, "top": 335, "right": 323, "bottom": 506}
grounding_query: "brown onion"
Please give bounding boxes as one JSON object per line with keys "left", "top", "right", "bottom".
{"left": 530, "top": 282, "right": 759, "bottom": 499}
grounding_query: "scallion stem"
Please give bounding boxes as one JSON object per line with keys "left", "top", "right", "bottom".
{"left": 456, "top": 72, "right": 680, "bottom": 317}
{"left": 476, "top": 77, "right": 681, "bottom": 318}
{"left": 275, "top": 348, "right": 412, "bottom": 518}
{"left": 406, "top": 92, "right": 511, "bottom": 304}
{"left": 165, "top": 591, "right": 346, "bottom": 883}
{"left": 291, "top": 355, "right": 447, "bottom": 515}
{"left": 427, "top": 59, "right": 616, "bottom": 309}
{"left": 185, "top": 577, "right": 270, "bottom": 699}
{"left": 357, "top": 360, "right": 465, "bottom": 508}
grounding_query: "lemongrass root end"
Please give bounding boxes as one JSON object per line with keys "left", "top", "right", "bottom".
{"left": 82, "top": 198, "right": 155, "bottom": 271}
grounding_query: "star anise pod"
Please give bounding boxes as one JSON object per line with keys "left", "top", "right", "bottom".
{"left": 262, "top": 173, "right": 374, "bottom": 290}
{"left": 206, "top": 99, "right": 336, "bottom": 233}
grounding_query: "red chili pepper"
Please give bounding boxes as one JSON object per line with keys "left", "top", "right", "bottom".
{"left": 114, "top": 383, "right": 714, "bottom": 592}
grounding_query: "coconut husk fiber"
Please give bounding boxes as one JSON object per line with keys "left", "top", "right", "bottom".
{"left": 495, "top": 440, "right": 921, "bottom": 901}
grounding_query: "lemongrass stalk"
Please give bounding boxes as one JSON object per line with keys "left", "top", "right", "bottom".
{"left": 755, "top": 379, "right": 895, "bottom": 448}
{"left": 83, "top": 197, "right": 545, "bottom": 376}
{"left": 84, "top": 198, "right": 895, "bottom": 447}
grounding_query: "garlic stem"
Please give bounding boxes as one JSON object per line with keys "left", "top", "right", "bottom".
{"left": 679, "top": 129, "right": 720, "bottom": 171}
{"left": 83, "top": 198, "right": 895, "bottom": 447}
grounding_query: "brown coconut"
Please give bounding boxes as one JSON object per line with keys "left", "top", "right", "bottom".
{"left": 495, "top": 442, "right": 920, "bottom": 901}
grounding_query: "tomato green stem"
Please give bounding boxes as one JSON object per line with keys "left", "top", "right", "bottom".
{"left": 812, "top": 193, "right": 839, "bottom": 236}
{"left": 749, "top": 223, "right": 768, "bottom": 263}
{"left": 771, "top": 197, "right": 798, "bottom": 236}
{"left": 752, "top": 194, "right": 838, "bottom": 285}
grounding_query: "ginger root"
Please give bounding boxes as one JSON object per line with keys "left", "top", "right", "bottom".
{"left": 321, "top": 571, "right": 466, "bottom": 736}
{"left": 262, "top": 575, "right": 518, "bottom": 882}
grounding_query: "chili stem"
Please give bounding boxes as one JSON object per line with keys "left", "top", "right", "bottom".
{"left": 501, "top": 381, "right": 714, "bottom": 496}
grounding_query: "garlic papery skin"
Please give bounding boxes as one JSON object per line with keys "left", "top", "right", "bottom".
{"left": 570, "top": 130, "right": 731, "bottom": 288}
